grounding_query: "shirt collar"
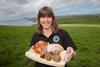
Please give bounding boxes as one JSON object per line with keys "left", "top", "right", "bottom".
{"left": 37, "top": 29, "right": 59, "bottom": 38}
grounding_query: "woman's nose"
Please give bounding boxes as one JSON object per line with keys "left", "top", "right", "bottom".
{"left": 44, "top": 17, "right": 48, "bottom": 21}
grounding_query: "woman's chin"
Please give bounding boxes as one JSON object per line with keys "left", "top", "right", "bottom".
{"left": 43, "top": 26, "right": 51, "bottom": 29}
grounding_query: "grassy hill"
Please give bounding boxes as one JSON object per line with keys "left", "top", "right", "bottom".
{"left": 56, "top": 14, "right": 100, "bottom": 24}
{"left": 0, "top": 24, "right": 100, "bottom": 67}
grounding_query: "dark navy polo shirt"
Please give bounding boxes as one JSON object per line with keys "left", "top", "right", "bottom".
{"left": 30, "top": 29, "right": 77, "bottom": 50}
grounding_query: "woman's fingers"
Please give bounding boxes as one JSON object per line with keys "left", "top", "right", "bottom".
{"left": 66, "top": 47, "right": 75, "bottom": 62}
{"left": 67, "top": 54, "right": 73, "bottom": 62}
{"left": 67, "top": 52, "right": 74, "bottom": 62}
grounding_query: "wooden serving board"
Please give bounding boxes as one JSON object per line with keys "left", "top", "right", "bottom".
{"left": 25, "top": 47, "right": 68, "bottom": 67}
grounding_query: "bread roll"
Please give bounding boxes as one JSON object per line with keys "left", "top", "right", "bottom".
{"left": 47, "top": 43, "right": 64, "bottom": 52}
{"left": 33, "top": 40, "right": 47, "bottom": 54}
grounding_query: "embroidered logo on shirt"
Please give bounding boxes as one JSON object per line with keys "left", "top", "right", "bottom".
{"left": 53, "top": 35, "right": 60, "bottom": 42}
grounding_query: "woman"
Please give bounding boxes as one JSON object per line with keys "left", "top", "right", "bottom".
{"left": 30, "top": 6, "right": 77, "bottom": 67}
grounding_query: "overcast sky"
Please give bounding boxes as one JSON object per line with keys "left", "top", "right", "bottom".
{"left": 0, "top": 0, "right": 100, "bottom": 23}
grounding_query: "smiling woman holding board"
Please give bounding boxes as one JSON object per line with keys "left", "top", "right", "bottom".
{"left": 28, "top": 6, "right": 77, "bottom": 67}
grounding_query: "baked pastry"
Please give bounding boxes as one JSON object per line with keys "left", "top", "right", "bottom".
{"left": 45, "top": 52, "right": 52, "bottom": 61}
{"left": 52, "top": 54, "right": 61, "bottom": 62}
{"left": 52, "top": 50, "right": 60, "bottom": 55}
{"left": 33, "top": 40, "right": 47, "bottom": 54}
{"left": 47, "top": 43, "right": 64, "bottom": 52}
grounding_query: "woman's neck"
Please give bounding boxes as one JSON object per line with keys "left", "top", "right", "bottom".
{"left": 43, "top": 28, "right": 52, "bottom": 38}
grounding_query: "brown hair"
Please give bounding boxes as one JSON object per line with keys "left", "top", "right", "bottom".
{"left": 37, "top": 6, "right": 58, "bottom": 33}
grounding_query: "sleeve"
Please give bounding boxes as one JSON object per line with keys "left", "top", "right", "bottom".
{"left": 62, "top": 30, "right": 77, "bottom": 51}
{"left": 30, "top": 32, "right": 38, "bottom": 47}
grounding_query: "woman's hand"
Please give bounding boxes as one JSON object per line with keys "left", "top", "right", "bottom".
{"left": 66, "top": 47, "right": 76, "bottom": 62}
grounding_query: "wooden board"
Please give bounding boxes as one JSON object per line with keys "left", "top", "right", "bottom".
{"left": 25, "top": 47, "right": 68, "bottom": 67}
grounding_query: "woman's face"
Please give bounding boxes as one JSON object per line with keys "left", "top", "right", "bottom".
{"left": 40, "top": 16, "right": 52, "bottom": 29}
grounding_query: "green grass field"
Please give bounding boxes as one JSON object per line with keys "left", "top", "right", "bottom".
{"left": 0, "top": 24, "right": 100, "bottom": 67}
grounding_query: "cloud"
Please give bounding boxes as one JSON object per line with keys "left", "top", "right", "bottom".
{"left": 0, "top": 0, "right": 100, "bottom": 20}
